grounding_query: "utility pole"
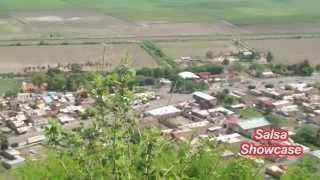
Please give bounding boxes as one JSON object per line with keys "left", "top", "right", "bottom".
{"left": 101, "top": 43, "right": 106, "bottom": 72}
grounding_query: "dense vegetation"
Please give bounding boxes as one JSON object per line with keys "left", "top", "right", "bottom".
{"left": 282, "top": 156, "right": 320, "bottom": 180}
{"left": 30, "top": 64, "right": 94, "bottom": 92}
{"left": 215, "top": 89, "right": 235, "bottom": 105}
{"left": 136, "top": 67, "right": 178, "bottom": 81}
{"left": 171, "top": 78, "right": 209, "bottom": 93}
{"left": 293, "top": 125, "right": 320, "bottom": 148}
{"left": 188, "top": 64, "right": 224, "bottom": 74}
{"left": 0, "top": 79, "right": 21, "bottom": 97}
{"left": 270, "top": 60, "right": 314, "bottom": 76}
{"left": 245, "top": 60, "right": 314, "bottom": 77}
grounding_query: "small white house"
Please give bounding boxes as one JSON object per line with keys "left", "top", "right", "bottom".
{"left": 178, "top": 71, "right": 199, "bottom": 79}
{"left": 146, "top": 105, "right": 181, "bottom": 118}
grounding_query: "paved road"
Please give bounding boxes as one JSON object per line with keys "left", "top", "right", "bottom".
{"left": 8, "top": 120, "right": 92, "bottom": 144}
{"left": 145, "top": 85, "right": 192, "bottom": 111}
{"left": 1, "top": 32, "right": 320, "bottom": 47}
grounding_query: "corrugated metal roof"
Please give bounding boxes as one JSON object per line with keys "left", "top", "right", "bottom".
{"left": 237, "top": 118, "right": 270, "bottom": 130}
{"left": 147, "top": 105, "right": 181, "bottom": 116}
{"left": 178, "top": 71, "right": 199, "bottom": 79}
{"left": 193, "top": 91, "right": 216, "bottom": 101}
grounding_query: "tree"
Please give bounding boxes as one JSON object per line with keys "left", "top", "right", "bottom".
{"left": 215, "top": 89, "right": 235, "bottom": 105}
{"left": 47, "top": 74, "right": 67, "bottom": 91}
{"left": 248, "top": 85, "right": 256, "bottom": 90}
{"left": 316, "top": 64, "right": 320, "bottom": 71}
{"left": 265, "top": 84, "right": 274, "bottom": 89}
{"left": 171, "top": 78, "right": 208, "bottom": 93}
{"left": 266, "top": 52, "right": 274, "bottom": 63}
{"left": 136, "top": 75, "right": 156, "bottom": 86}
{"left": 31, "top": 73, "right": 47, "bottom": 85}
{"left": 70, "top": 63, "right": 82, "bottom": 73}
{"left": 288, "top": 60, "right": 314, "bottom": 76}
{"left": 266, "top": 114, "right": 283, "bottom": 128}
{"left": 282, "top": 156, "right": 320, "bottom": 180}
{"left": 190, "top": 64, "right": 224, "bottom": 74}
{"left": 222, "top": 59, "right": 230, "bottom": 66}
{"left": 270, "top": 64, "right": 288, "bottom": 75}
{"left": 0, "top": 133, "right": 9, "bottom": 150}
{"left": 206, "top": 50, "right": 214, "bottom": 59}
{"left": 4, "top": 90, "right": 18, "bottom": 98}
{"left": 293, "top": 125, "right": 320, "bottom": 147}
{"left": 229, "top": 62, "right": 246, "bottom": 72}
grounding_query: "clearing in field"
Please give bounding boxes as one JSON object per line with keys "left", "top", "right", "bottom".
{"left": 157, "top": 41, "right": 239, "bottom": 60}
{"left": 1, "top": 1, "right": 320, "bottom": 39}
{"left": 0, "top": 44, "right": 157, "bottom": 73}
{"left": 1, "top": 0, "right": 320, "bottom": 24}
{"left": 0, "top": 79, "right": 21, "bottom": 96}
{"left": 246, "top": 39, "right": 320, "bottom": 66}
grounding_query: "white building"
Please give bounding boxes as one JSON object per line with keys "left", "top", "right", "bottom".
{"left": 178, "top": 71, "right": 199, "bottom": 79}
{"left": 193, "top": 91, "right": 217, "bottom": 108}
{"left": 146, "top": 105, "right": 181, "bottom": 118}
{"left": 57, "top": 114, "right": 76, "bottom": 124}
{"left": 233, "top": 118, "right": 271, "bottom": 137}
{"left": 262, "top": 71, "right": 275, "bottom": 78}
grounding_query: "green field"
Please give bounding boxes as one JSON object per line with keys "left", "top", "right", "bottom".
{"left": 0, "top": 79, "right": 21, "bottom": 96}
{"left": 1, "top": 0, "right": 320, "bottom": 23}
{"left": 240, "top": 108, "right": 263, "bottom": 119}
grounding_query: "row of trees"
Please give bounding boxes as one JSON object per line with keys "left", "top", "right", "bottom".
{"left": 136, "top": 64, "right": 224, "bottom": 87}
{"left": 30, "top": 64, "right": 94, "bottom": 92}
{"left": 214, "top": 89, "right": 235, "bottom": 105}
{"left": 140, "top": 41, "right": 176, "bottom": 68}
{"left": 188, "top": 64, "right": 224, "bottom": 74}
{"left": 23, "top": 61, "right": 113, "bottom": 73}
{"left": 171, "top": 78, "right": 208, "bottom": 93}
{"left": 270, "top": 60, "right": 314, "bottom": 76}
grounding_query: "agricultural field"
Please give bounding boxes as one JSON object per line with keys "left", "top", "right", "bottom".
{"left": 0, "top": 44, "right": 157, "bottom": 73}
{"left": 1, "top": 0, "right": 320, "bottom": 23}
{"left": 157, "top": 41, "right": 239, "bottom": 59}
{"left": 0, "top": 0, "right": 320, "bottom": 39}
{"left": 240, "top": 108, "right": 263, "bottom": 119}
{"left": 0, "top": 0, "right": 320, "bottom": 72}
{"left": 246, "top": 38, "right": 320, "bottom": 66}
{"left": 0, "top": 79, "right": 21, "bottom": 96}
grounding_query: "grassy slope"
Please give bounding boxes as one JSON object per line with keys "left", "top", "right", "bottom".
{"left": 1, "top": 0, "right": 320, "bottom": 23}
{"left": 240, "top": 108, "right": 263, "bottom": 119}
{"left": 0, "top": 79, "right": 21, "bottom": 96}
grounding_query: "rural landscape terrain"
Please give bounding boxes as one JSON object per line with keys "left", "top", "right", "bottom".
{"left": 0, "top": 0, "right": 320, "bottom": 72}
{"left": 1, "top": 0, "right": 320, "bottom": 179}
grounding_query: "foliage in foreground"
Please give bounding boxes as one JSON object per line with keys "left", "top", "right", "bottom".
{"left": 12, "top": 60, "right": 308, "bottom": 180}
{"left": 282, "top": 156, "right": 320, "bottom": 180}
{"left": 293, "top": 124, "right": 320, "bottom": 148}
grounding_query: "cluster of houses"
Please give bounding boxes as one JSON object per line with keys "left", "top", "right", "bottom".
{"left": 0, "top": 91, "right": 86, "bottom": 134}
{"left": 0, "top": 85, "right": 161, "bottom": 169}
{"left": 0, "top": 64, "right": 319, "bottom": 177}
{"left": 141, "top": 77, "right": 320, "bottom": 178}
{"left": 252, "top": 82, "right": 320, "bottom": 124}
{"left": 0, "top": 89, "right": 92, "bottom": 168}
